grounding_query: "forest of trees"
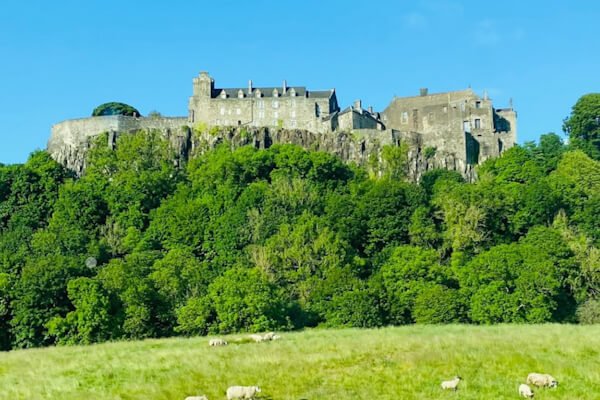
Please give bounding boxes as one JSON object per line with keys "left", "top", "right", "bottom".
{"left": 0, "top": 94, "right": 599, "bottom": 351}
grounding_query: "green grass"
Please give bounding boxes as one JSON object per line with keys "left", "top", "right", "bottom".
{"left": 1, "top": 325, "right": 599, "bottom": 399}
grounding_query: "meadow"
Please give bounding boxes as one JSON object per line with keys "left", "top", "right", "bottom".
{"left": 1, "top": 324, "right": 600, "bottom": 399}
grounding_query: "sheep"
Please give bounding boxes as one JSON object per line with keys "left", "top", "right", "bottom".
{"left": 519, "top": 383, "right": 534, "bottom": 398}
{"left": 441, "top": 376, "right": 461, "bottom": 391}
{"left": 271, "top": 334, "right": 282, "bottom": 340}
{"left": 185, "top": 396, "right": 208, "bottom": 400}
{"left": 248, "top": 334, "right": 264, "bottom": 343}
{"left": 262, "top": 332, "right": 276, "bottom": 341}
{"left": 226, "top": 385, "right": 261, "bottom": 400}
{"left": 209, "top": 338, "right": 228, "bottom": 346}
{"left": 527, "top": 373, "right": 558, "bottom": 388}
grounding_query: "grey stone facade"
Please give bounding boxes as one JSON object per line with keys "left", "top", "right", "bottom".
{"left": 47, "top": 71, "right": 517, "bottom": 180}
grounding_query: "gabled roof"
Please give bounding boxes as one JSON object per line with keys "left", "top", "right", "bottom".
{"left": 212, "top": 87, "right": 333, "bottom": 99}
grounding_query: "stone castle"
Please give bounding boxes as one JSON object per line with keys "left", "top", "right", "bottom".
{"left": 48, "top": 71, "right": 517, "bottom": 180}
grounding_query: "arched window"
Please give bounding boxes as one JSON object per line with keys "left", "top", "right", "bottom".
{"left": 238, "top": 90, "right": 244, "bottom": 99}
{"left": 290, "top": 88, "right": 296, "bottom": 97}
{"left": 272, "top": 89, "right": 279, "bottom": 98}
{"left": 255, "top": 89, "right": 261, "bottom": 98}
{"left": 220, "top": 90, "right": 227, "bottom": 99}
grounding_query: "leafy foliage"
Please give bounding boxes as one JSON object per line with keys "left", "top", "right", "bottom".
{"left": 2, "top": 94, "right": 600, "bottom": 349}
{"left": 92, "top": 102, "right": 141, "bottom": 117}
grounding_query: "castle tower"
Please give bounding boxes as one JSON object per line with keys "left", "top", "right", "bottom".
{"left": 193, "top": 72, "right": 214, "bottom": 98}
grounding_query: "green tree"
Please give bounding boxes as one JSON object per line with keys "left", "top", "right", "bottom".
{"left": 46, "top": 277, "right": 123, "bottom": 345}
{"left": 563, "top": 94, "right": 600, "bottom": 158}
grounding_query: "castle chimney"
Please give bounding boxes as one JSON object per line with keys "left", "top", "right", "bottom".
{"left": 248, "top": 79, "right": 253, "bottom": 94}
{"left": 420, "top": 88, "right": 428, "bottom": 96}
{"left": 368, "top": 106, "right": 373, "bottom": 114}
{"left": 283, "top": 79, "right": 287, "bottom": 94}
{"left": 483, "top": 90, "right": 488, "bottom": 100}
{"left": 354, "top": 99, "right": 362, "bottom": 110}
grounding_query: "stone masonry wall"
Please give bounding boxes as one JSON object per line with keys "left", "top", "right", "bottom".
{"left": 47, "top": 116, "right": 476, "bottom": 181}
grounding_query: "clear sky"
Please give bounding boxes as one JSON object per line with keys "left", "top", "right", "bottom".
{"left": 1, "top": 0, "right": 598, "bottom": 164}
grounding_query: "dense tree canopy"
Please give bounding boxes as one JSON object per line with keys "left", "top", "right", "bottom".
{"left": 92, "top": 102, "right": 141, "bottom": 117}
{"left": 1, "top": 95, "right": 600, "bottom": 350}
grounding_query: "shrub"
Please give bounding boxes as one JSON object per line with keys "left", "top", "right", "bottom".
{"left": 577, "top": 299, "right": 600, "bottom": 324}
{"left": 326, "top": 288, "right": 384, "bottom": 328}
{"left": 413, "top": 284, "right": 465, "bottom": 324}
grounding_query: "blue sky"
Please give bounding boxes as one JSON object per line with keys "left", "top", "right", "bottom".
{"left": 0, "top": 0, "right": 598, "bottom": 164}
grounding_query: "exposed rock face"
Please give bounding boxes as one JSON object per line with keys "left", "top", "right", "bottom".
{"left": 47, "top": 116, "right": 476, "bottom": 181}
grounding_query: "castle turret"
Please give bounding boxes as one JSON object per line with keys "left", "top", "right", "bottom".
{"left": 193, "top": 72, "right": 214, "bottom": 98}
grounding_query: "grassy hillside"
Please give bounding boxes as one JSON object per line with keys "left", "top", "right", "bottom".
{"left": 1, "top": 325, "right": 599, "bottom": 399}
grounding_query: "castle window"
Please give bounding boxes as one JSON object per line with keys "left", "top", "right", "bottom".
{"left": 258, "top": 110, "right": 265, "bottom": 119}
{"left": 273, "top": 120, "right": 278, "bottom": 126}
{"left": 383, "top": 115, "right": 388, "bottom": 121}
{"left": 236, "top": 108, "right": 241, "bottom": 115}
{"left": 290, "top": 88, "right": 296, "bottom": 97}
{"left": 273, "top": 89, "right": 279, "bottom": 97}
{"left": 273, "top": 111, "right": 279, "bottom": 118}
{"left": 443, "top": 106, "right": 448, "bottom": 113}
{"left": 291, "top": 120, "right": 297, "bottom": 127}
{"left": 476, "top": 101, "right": 481, "bottom": 108}
{"left": 255, "top": 90, "right": 261, "bottom": 98}
{"left": 474, "top": 118, "right": 481, "bottom": 129}
{"left": 220, "top": 90, "right": 227, "bottom": 99}
{"left": 220, "top": 108, "right": 225, "bottom": 115}
{"left": 315, "top": 103, "right": 321, "bottom": 117}
{"left": 238, "top": 90, "right": 244, "bottom": 99}
{"left": 272, "top": 101, "right": 279, "bottom": 108}
{"left": 216, "top": 119, "right": 221, "bottom": 125}
{"left": 224, "top": 119, "right": 229, "bottom": 125}
{"left": 258, "top": 100, "right": 264, "bottom": 109}
{"left": 291, "top": 110, "right": 296, "bottom": 118}
{"left": 463, "top": 120, "right": 470, "bottom": 132}
{"left": 401, "top": 112, "right": 408, "bottom": 123}
{"left": 460, "top": 103, "right": 466, "bottom": 111}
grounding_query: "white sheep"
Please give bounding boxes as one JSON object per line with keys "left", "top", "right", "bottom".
{"left": 226, "top": 385, "right": 261, "bottom": 400}
{"left": 519, "top": 383, "right": 534, "bottom": 398}
{"left": 209, "top": 338, "right": 228, "bottom": 346}
{"left": 441, "top": 376, "right": 461, "bottom": 391}
{"left": 527, "top": 373, "right": 558, "bottom": 388}
{"left": 262, "top": 332, "right": 275, "bottom": 341}
{"left": 248, "top": 334, "right": 264, "bottom": 343}
{"left": 185, "top": 396, "right": 208, "bottom": 400}
{"left": 271, "top": 334, "right": 282, "bottom": 340}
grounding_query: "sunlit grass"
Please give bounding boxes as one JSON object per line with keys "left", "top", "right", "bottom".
{"left": 1, "top": 324, "right": 599, "bottom": 399}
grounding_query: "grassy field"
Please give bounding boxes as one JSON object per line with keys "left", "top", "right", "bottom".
{"left": 1, "top": 325, "right": 599, "bottom": 399}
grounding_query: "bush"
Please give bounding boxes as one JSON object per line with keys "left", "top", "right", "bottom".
{"left": 577, "top": 299, "right": 600, "bottom": 324}
{"left": 413, "top": 284, "right": 464, "bottom": 324}
{"left": 326, "top": 288, "right": 384, "bottom": 328}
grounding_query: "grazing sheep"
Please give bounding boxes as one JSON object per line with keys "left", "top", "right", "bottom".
{"left": 248, "top": 334, "right": 264, "bottom": 343}
{"left": 263, "top": 332, "right": 276, "bottom": 341}
{"left": 441, "top": 377, "right": 461, "bottom": 391}
{"left": 519, "top": 383, "right": 534, "bottom": 398}
{"left": 226, "top": 385, "right": 261, "bottom": 400}
{"left": 527, "top": 373, "right": 558, "bottom": 388}
{"left": 185, "top": 396, "right": 208, "bottom": 400}
{"left": 271, "top": 334, "right": 282, "bottom": 340}
{"left": 209, "top": 338, "right": 228, "bottom": 346}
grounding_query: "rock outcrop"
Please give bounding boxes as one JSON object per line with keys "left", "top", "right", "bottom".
{"left": 47, "top": 115, "right": 476, "bottom": 181}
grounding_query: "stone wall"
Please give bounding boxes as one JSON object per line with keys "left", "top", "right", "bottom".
{"left": 47, "top": 116, "right": 476, "bottom": 182}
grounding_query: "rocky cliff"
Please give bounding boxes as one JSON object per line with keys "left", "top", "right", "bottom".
{"left": 47, "top": 116, "right": 476, "bottom": 181}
